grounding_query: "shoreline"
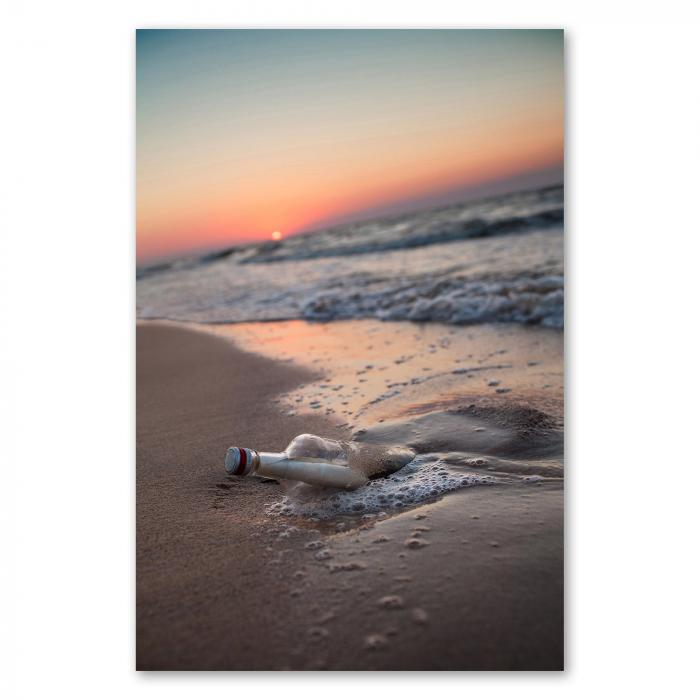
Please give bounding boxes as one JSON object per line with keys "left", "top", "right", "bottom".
{"left": 137, "top": 321, "right": 563, "bottom": 670}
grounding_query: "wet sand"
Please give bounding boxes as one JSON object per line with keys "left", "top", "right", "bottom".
{"left": 137, "top": 322, "right": 563, "bottom": 670}
{"left": 209, "top": 319, "right": 564, "bottom": 429}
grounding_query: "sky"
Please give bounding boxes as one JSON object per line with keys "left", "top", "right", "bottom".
{"left": 136, "top": 29, "right": 563, "bottom": 263}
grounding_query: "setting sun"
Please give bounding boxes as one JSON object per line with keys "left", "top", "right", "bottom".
{"left": 271, "top": 231, "right": 282, "bottom": 241}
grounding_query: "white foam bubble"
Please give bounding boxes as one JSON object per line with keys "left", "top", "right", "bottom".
{"left": 265, "top": 455, "right": 495, "bottom": 519}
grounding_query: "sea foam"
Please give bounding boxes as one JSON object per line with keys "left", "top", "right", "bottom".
{"left": 137, "top": 185, "right": 564, "bottom": 329}
{"left": 265, "top": 454, "right": 495, "bottom": 519}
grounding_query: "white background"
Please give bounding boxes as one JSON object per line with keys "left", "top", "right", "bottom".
{"left": 2, "top": 0, "right": 700, "bottom": 696}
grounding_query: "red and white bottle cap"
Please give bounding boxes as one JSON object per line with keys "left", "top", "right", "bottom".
{"left": 225, "top": 446, "right": 258, "bottom": 476}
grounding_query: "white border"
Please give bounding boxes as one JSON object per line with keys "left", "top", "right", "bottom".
{"left": 3, "top": 1, "right": 700, "bottom": 697}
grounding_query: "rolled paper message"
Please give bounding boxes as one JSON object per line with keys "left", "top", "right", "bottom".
{"left": 225, "top": 446, "right": 368, "bottom": 490}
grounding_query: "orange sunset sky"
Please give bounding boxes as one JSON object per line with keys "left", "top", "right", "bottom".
{"left": 136, "top": 29, "right": 563, "bottom": 263}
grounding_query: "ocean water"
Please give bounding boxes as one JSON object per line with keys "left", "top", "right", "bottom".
{"left": 140, "top": 185, "right": 564, "bottom": 518}
{"left": 213, "top": 322, "right": 564, "bottom": 521}
{"left": 265, "top": 401, "right": 563, "bottom": 520}
{"left": 137, "top": 185, "right": 564, "bottom": 328}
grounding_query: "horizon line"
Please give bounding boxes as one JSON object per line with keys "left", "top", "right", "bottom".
{"left": 137, "top": 170, "right": 563, "bottom": 268}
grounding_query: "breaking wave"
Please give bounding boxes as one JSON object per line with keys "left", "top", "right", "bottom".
{"left": 137, "top": 184, "right": 564, "bottom": 329}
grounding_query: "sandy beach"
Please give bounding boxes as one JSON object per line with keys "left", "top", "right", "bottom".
{"left": 137, "top": 322, "right": 563, "bottom": 670}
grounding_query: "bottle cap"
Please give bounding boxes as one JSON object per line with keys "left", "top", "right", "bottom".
{"left": 225, "top": 446, "right": 258, "bottom": 476}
